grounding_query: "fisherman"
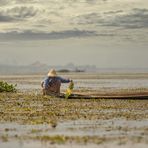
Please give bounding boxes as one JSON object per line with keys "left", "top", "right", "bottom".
{"left": 41, "top": 69, "right": 72, "bottom": 96}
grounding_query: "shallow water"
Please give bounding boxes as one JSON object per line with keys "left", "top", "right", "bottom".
{"left": 1, "top": 141, "right": 147, "bottom": 148}
{"left": 1, "top": 73, "right": 148, "bottom": 91}
{"left": 0, "top": 73, "right": 148, "bottom": 147}
{"left": 0, "top": 118, "right": 147, "bottom": 138}
{"left": 0, "top": 118, "right": 148, "bottom": 148}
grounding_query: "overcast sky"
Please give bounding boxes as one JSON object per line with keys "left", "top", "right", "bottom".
{"left": 0, "top": 0, "right": 148, "bottom": 68}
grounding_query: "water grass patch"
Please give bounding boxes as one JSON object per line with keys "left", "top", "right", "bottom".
{"left": 0, "top": 81, "right": 17, "bottom": 93}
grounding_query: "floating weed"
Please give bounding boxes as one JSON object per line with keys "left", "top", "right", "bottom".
{"left": 49, "top": 120, "right": 57, "bottom": 128}
{"left": 37, "top": 135, "right": 66, "bottom": 144}
{"left": 0, "top": 92, "right": 148, "bottom": 124}
{"left": 33, "top": 135, "right": 108, "bottom": 145}
{"left": 1, "top": 134, "right": 9, "bottom": 142}
{"left": 0, "top": 81, "right": 17, "bottom": 93}
{"left": 5, "top": 128, "right": 16, "bottom": 132}
{"left": 31, "top": 129, "right": 42, "bottom": 134}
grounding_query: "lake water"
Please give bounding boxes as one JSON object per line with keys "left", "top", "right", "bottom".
{"left": 1, "top": 73, "right": 147, "bottom": 91}
{"left": 0, "top": 73, "right": 148, "bottom": 148}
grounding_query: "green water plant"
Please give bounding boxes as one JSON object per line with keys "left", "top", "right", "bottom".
{"left": 65, "top": 81, "right": 74, "bottom": 99}
{"left": 0, "top": 81, "right": 17, "bottom": 92}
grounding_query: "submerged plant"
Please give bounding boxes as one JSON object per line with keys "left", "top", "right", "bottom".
{"left": 0, "top": 81, "right": 17, "bottom": 92}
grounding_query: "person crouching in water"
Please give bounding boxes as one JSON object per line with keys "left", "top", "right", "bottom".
{"left": 41, "top": 69, "right": 72, "bottom": 96}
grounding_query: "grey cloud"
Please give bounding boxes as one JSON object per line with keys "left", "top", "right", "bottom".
{"left": 0, "top": 6, "right": 39, "bottom": 22}
{"left": 0, "top": 0, "right": 10, "bottom": 6}
{"left": 0, "top": 30, "right": 98, "bottom": 41}
{"left": 0, "top": 13, "right": 14, "bottom": 22}
{"left": 106, "top": 8, "right": 148, "bottom": 29}
{"left": 85, "top": 0, "right": 108, "bottom": 4}
{"left": 71, "top": 13, "right": 104, "bottom": 25}
{"left": 6, "top": 6, "right": 38, "bottom": 19}
{"left": 49, "top": 11, "right": 61, "bottom": 17}
{"left": 15, "top": 0, "right": 38, "bottom": 3}
{"left": 0, "top": 0, "right": 28, "bottom": 6}
{"left": 84, "top": 0, "right": 98, "bottom": 4}
{"left": 104, "top": 10, "right": 123, "bottom": 15}
{"left": 0, "top": 0, "right": 38, "bottom": 5}
{"left": 67, "top": 0, "right": 108, "bottom": 3}
{"left": 72, "top": 8, "right": 148, "bottom": 29}
{"left": 61, "top": 0, "right": 108, "bottom": 5}
{"left": 133, "top": 8, "right": 148, "bottom": 14}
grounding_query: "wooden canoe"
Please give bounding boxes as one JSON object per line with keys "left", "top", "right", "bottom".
{"left": 60, "top": 94, "right": 148, "bottom": 100}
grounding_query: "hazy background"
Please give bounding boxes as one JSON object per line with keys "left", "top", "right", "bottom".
{"left": 0, "top": 0, "right": 148, "bottom": 68}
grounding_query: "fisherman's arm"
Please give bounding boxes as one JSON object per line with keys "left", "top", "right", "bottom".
{"left": 41, "top": 81, "right": 44, "bottom": 88}
{"left": 58, "top": 77, "right": 72, "bottom": 83}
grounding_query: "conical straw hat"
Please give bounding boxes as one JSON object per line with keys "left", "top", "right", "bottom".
{"left": 47, "top": 69, "right": 57, "bottom": 77}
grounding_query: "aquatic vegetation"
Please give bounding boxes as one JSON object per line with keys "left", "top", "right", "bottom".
{"left": 0, "top": 81, "right": 17, "bottom": 92}
{"left": 0, "top": 92, "right": 148, "bottom": 146}
{"left": 33, "top": 135, "right": 107, "bottom": 144}
{"left": 1, "top": 134, "right": 8, "bottom": 142}
{"left": 0, "top": 74, "right": 148, "bottom": 147}
{"left": 37, "top": 135, "right": 66, "bottom": 144}
{"left": 31, "top": 129, "right": 42, "bottom": 134}
{"left": 0, "top": 93, "right": 147, "bottom": 124}
{"left": 65, "top": 81, "right": 74, "bottom": 99}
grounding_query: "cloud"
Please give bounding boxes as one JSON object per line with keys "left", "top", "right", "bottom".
{"left": 72, "top": 8, "right": 148, "bottom": 29}
{"left": 71, "top": 10, "right": 124, "bottom": 26}
{"left": 0, "top": 0, "right": 11, "bottom": 6}
{"left": 0, "top": 1, "right": 147, "bottom": 43}
{"left": 105, "top": 8, "right": 148, "bottom": 29}
{"left": 14, "top": 0, "right": 38, "bottom": 3}
{"left": 84, "top": 0, "right": 98, "bottom": 4}
{"left": 71, "top": 13, "right": 104, "bottom": 25}
{"left": 85, "top": 0, "right": 108, "bottom": 4}
{"left": 0, "top": 0, "right": 38, "bottom": 5}
{"left": 104, "top": 10, "right": 123, "bottom": 15}
{"left": 0, "top": 13, "right": 15, "bottom": 22}
{"left": 67, "top": 0, "right": 108, "bottom": 3}
{"left": 0, "top": 6, "right": 39, "bottom": 22}
{"left": 11, "top": 6, "right": 38, "bottom": 19}
{"left": 0, "top": 29, "right": 98, "bottom": 41}
{"left": 8, "top": 6, "right": 38, "bottom": 19}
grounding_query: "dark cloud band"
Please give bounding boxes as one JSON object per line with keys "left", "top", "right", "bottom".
{"left": 0, "top": 30, "right": 98, "bottom": 41}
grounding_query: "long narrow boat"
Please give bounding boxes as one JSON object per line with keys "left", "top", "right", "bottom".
{"left": 63, "top": 94, "right": 148, "bottom": 100}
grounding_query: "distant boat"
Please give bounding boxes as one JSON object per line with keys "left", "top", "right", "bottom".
{"left": 74, "top": 69, "right": 85, "bottom": 72}
{"left": 58, "top": 69, "right": 85, "bottom": 73}
{"left": 58, "top": 69, "right": 70, "bottom": 73}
